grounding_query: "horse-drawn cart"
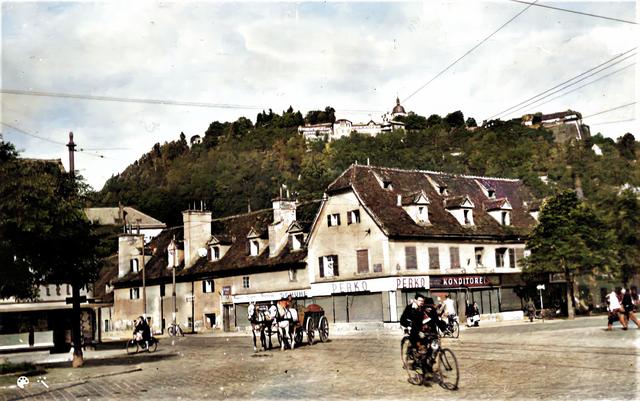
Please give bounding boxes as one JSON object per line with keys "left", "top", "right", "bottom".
{"left": 294, "top": 303, "right": 329, "bottom": 346}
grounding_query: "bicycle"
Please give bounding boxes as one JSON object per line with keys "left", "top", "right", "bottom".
{"left": 401, "top": 330, "right": 459, "bottom": 390}
{"left": 167, "top": 322, "right": 184, "bottom": 337}
{"left": 126, "top": 334, "right": 158, "bottom": 355}
{"left": 440, "top": 315, "right": 460, "bottom": 339}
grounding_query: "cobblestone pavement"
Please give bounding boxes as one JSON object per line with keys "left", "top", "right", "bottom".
{"left": 1, "top": 317, "right": 638, "bottom": 400}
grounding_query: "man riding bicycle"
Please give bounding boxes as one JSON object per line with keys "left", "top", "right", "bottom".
{"left": 441, "top": 294, "right": 457, "bottom": 329}
{"left": 133, "top": 316, "right": 151, "bottom": 349}
{"left": 401, "top": 296, "right": 448, "bottom": 368}
{"left": 400, "top": 294, "right": 426, "bottom": 350}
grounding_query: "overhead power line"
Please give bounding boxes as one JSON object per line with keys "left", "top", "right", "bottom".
{"left": 588, "top": 118, "right": 636, "bottom": 126}
{"left": 487, "top": 47, "right": 636, "bottom": 120}
{"left": 530, "top": 62, "right": 635, "bottom": 111}
{"left": 402, "top": 0, "right": 538, "bottom": 104}
{"left": 508, "top": 0, "right": 637, "bottom": 25}
{"left": 0, "top": 121, "right": 108, "bottom": 159}
{"left": 0, "top": 89, "right": 386, "bottom": 115}
{"left": 582, "top": 102, "right": 637, "bottom": 120}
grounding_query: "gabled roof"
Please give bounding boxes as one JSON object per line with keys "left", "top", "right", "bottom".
{"left": 207, "top": 235, "right": 233, "bottom": 246}
{"left": 402, "top": 190, "right": 430, "bottom": 206}
{"left": 444, "top": 195, "right": 474, "bottom": 209}
{"left": 287, "top": 221, "right": 305, "bottom": 233}
{"left": 326, "top": 165, "right": 537, "bottom": 238}
{"left": 84, "top": 207, "right": 166, "bottom": 229}
{"left": 484, "top": 198, "right": 513, "bottom": 211}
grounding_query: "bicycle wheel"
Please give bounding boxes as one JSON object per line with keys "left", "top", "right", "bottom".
{"left": 147, "top": 338, "right": 158, "bottom": 353}
{"left": 435, "top": 348, "right": 459, "bottom": 390}
{"left": 126, "top": 339, "right": 138, "bottom": 355}
{"left": 168, "top": 325, "right": 175, "bottom": 337}
{"left": 451, "top": 321, "right": 460, "bottom": 339}
{"left": 401, "top": 337, "right": 423, "bottom": 385}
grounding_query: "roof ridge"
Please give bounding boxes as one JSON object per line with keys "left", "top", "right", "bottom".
{"left": 354, "top": 164, "right": 521, "bottom": 182}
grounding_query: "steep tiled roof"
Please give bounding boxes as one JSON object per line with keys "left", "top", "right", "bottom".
{"left": 444, "top": 195, "right": 472, "bottom": 209}
{"left": 186, "top": 201, "right": 320, "bottom": 278}
{"left": 327, "top": 165, "right": 538, "bottom": 238}
{"left": 93, "top": 255, "right": 118, "bottom": 303}
{"left": 84, "top": 207, "right": 166, "bottom": 229}
{"left": 484, "top": 198, "right": 511, "bottom": 211}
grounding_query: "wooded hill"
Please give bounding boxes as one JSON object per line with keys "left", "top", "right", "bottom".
{"left": 94, "top": 108, "right": 639, "bottom": 226}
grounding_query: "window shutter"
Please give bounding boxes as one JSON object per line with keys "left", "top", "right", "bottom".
{"left": 495, "top": 250, "right": 502, "bottom": 267}
{"left": 333, "top": 255, "right": 339, "bottom": 276}
{"left": 405, "top": 246, "right": 417, "bottom": 270}
{"left": 207, "top": 247, "right": 212, "bottom": 260}
{"left": 450, "top": 247, "right": 460, "bottom": 268}
{"left": 288, "top": 234, "right": 294, "bottom": 249}
{"left": 327, "top": 215, "right": 332, "bottom": 227}
{"left": 429, "top": 247, "right": 440, "bottom": 269}
{"left": 508, "top": 248, "right": 516, "bottom": 268}
{"left": 357, "top": 249, "right": 369, "bottom": 273}
{"left": 336, "top": 214, "right": 341, "bottom": 225}
{"left": 319, "top": 257, "right": 324, "bottom": 278}
{"left": 515, "top": 248, "right": 525, "bottom": 267}
{"left": 202, "top": 281, "right": 206, "bottom": 293}
{"left": 347, "top": 211, "right": 352, "bottom": 225}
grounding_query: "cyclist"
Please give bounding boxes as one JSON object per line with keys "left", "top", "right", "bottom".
{"left": 133, "top": 316, "right": 151, "bottom": 349}
{"left": 441, "top": 294, "right": 456, "bottom": 330}
{"left": 400, "top": 294, "right": 426, "bottom": 350}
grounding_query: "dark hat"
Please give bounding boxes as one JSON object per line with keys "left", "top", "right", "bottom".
{"left": 424, "top": 297, "right": 435, "bottom": 305}
{"left": 415, "top": 293, "right": 426, "bottom": 300}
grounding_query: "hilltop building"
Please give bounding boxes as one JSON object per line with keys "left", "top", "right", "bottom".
{"left": 298, "top": 98, "right": 406, "bottom": 142}
{"left": 521, "top": 110, "right": 590, "bottom": 142}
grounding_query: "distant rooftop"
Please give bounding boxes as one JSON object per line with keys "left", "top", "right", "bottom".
{"left": 84, "top": 206, "right": 166, "bottom": 229}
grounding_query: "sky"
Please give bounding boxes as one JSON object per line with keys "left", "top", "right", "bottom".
{"left": 1, "top": 1, "right": 637, "bottom": 191}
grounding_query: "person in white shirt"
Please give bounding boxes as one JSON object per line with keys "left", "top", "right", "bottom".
{"left": 442, "top": 294, "right": 456, "bottom": 318}
{"left": 607, "top": 288, "right": 627, "bottom": 331}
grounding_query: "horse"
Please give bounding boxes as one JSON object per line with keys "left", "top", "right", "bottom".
{"left": 270, "top": 300, "right": 299, "bottom": 351}
{"left": 247, "top": 302, "right": 270, "bottom": 352}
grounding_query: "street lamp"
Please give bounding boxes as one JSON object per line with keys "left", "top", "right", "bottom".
{"left": 536, "top": 284, "right": 546, "bottom": 311}
{"left": 168, "top": 236, "right": 178, "bottom": 328}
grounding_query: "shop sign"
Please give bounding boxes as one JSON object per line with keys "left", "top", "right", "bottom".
{"left": 396, "top": 276, "right": 429, "bottom": 290}
{"left": 332, "top": 280, "right": 368, "bottom": 294}
{"left": 430, "top": 275, "right": 494, "bottom": 288}
{"left": 222, "top": 286, "right": 231, "bottom": 296}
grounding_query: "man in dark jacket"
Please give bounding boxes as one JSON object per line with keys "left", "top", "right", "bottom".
{"left": 400, "top": 294, "right": 425, "bottom": 348}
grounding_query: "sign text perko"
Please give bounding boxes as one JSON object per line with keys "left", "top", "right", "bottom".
{"left": 331, "top": 280, "right": 368, "bottom": 293}
{"left": 430, "top": 275, "right": 493, "bottom": 288}
{"left": 396, "top": 276, "right": 429, "bottom": 289}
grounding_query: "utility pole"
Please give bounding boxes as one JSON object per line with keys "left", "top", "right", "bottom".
{"left": 67, "top": 132, "right": 84, "bottom": 368}
{"left": 141, "top": 230, "right": 147, "bottom": 320}
{"left": 168, "top": 236, "right": 178, "bottom": 329}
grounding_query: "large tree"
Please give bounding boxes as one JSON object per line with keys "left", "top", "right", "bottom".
{"left": 0, "top": 141, "right": 103, "bottom": 366}
{"left": 523, "top": 191, "right": 615, "bottom": 318}
{"left": 602, "top": 189, "right": 640, "bottom": 285}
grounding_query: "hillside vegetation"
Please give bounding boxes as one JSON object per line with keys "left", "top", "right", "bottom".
{"left": 95, "top": 108, "right": 639, "bottom": 226}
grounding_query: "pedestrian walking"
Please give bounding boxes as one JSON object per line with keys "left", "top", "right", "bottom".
{"left": 606, "top": 288, "right": 627, "bottom": 331}
{"left": 622, "top": 286, "right": 640, "bottom": 329}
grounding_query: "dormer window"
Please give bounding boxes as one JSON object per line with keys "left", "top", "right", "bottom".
{"left": 131, "top": 258, "right": 139, "bottom": 273}
{"left": 439, "top": 186, "right": 448, "bottom": 196}
{"left": 249, "top": 240, "right": 260, "bottom": 256}
{"left": 488, "top": 189, "right": 496, "bottom": 199}
{"left": 501, "top": 211, "right": 510, "bottom": 226}
{"left": 210, "top": 246, "right": 220, "bottom": 261}
{"left": 292, "top": 233, "right": 304, "bottom": 250}
{"left": 347, "top": 210, "right": 360, "bottom": 225}
{"left": 464, "top": 210, "right": 471, "bottom": 225}
{"left": 327, "top": 213, "right": 341, "bottom": 227}
{"left": 486, "top": 198, "right": 513, "bottom": 226}
{"left": 383, "top": 180, "right": 393, "bottom": 190}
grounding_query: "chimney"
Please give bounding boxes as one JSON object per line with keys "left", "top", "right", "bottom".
{"left": 118, "top": 234, "right": 144, "bottom": 278}
{"left": 182, "top": 209, "right": 212, "bottom": 268}
{"left": 268, "top": 196, "right": 297, "bottom": 257}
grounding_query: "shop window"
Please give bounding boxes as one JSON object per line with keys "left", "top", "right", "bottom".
{"left": 405, "top": 246, "right": 417, "bottom": 270}
{"left": 347, "top": 209, "right": 361, "bottom": 225}
{"left": 130, "top": 287, "right": 140, "bottom": 299}
{"left": 357, "top": 249, "right": 369, "bottom": 273}
{"left": 327, "top": 213, "right": 341, "bottom": 227}
{"left": 319, "top": 255, "right": 339, "bottom": 277}
{"left": 203, "top": 279, "right": 214, "bottom": 293}
{"left": 242, "top": 276, "right": 250, "bottom": 288}
{"left": 428, "top": 247, "right": 440, "bottom": 269}
{"left": 495, "top": 248, "right": 508, "bottom": 268}
{"left": 475, "top": 247, "right": 484, "bottom": 267}
{"left": 449, "top": 247, "right": 460, "bottom": 269}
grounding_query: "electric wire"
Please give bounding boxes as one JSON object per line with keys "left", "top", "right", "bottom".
{"left": 588, "top": 118, "right": 635, "bottom": 126}
{"left": 0, "top": 121, "right": 109, "bottom": 159}
{"left": 507, "top": 0, "right": 637, "bottom": 25}
{"left": 509, "top": 62, "right": 635, "bottom": 114}
{"left": 487, "top": 47, "right": 636, "bottom": 120}
{"left": 582, "top": 102, "right": 636, "bottom": 120}
{"left": 402, "top": 0, "right": 538, "bottom": 104}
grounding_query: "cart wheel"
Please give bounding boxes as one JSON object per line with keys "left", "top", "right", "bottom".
{"left": 306, "top": 318, "right": 315, "bottom": 345}
{"left": 318, "top": 316, "right": 329, "bottom": 342}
